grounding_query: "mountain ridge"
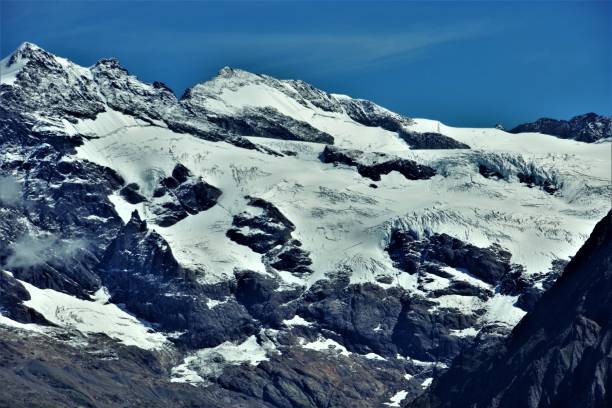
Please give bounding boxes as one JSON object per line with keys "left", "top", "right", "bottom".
{"left": 3, "top": 42, "right": 607, "bottom": 143}
{"left": 0, "top": 41, "right": 610, "bottom": 407}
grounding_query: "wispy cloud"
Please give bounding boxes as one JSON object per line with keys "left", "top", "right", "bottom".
{"left": 199, "top": 23, "right": 490, "bottom": 73}
{"left": 113, "top": 20, "right": 495, "bottom": 76}
{"left": 4, "top": 234, "right": 88, "bottom": 270}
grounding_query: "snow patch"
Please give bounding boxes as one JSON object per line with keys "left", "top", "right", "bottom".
{"left": 300, "top": 336, "right": 351, "bottom": 357}
{"left": 171, "top": 334, "right": 273, "bottom": 384}
{"left": 283, "top": 315, "right": 314, "bottom": 327}
{"left": 21, "top": 281, "right": 168, "bottom": 350}
{"left": 384, "top": 390, "right": 408, "bottom": 407}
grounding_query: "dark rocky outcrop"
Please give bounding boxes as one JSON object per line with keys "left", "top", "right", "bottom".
{"left": 336, "top": 97, "right": 411, "bottom": 132}
{"left": 295, "top": 278, "right": 478, "bottom": 363}
{"left": 1, "top": 43, "right": 105, "bottom": 122}
{"left": 150, "top": 163, "right": 222, "bottom": 227}
{"left": 387, "top": 230, "right": 513, "bottom": 286}
{"left": 216, "top": 347, "right": 400, "bottom": 408}
{"left": 321, "top": 145, "right": 436, "bottom": 182}
{"left": 510, "top": 112, "right": 611, "bottom": 143}
{"left": 233, "top": 270, "right": 301, "bottom": 326}
{"left": 227, "top": 197, "right": 313, "bottom": 277}
{"left": 265, "top": 239, "right": 312, "bottom": 277}
{"left": 517, "top": 172, "right": 559, "bottom": 194}
{"left": 398, "top": 131, "right": 470, "bottom": 150}
{"left": 227, "top": 197, "right": 296, "bottom": 253}
{"left": 205, "top": 106, "right": 335, "bottom": 144}
{"left": 409, "top": 211, "right": 612, "bottom": 408}
{"left": 119, "top": 183, "right": 146, "bottom": 204}
{"left": 0, "top": 113, "right": 124, "bottom": 299}
{"left": 0, "top": 271, "right": 47, "bottom": 324}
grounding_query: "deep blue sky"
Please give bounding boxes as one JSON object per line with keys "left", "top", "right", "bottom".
{"left": 1, "top": 1, "right": 610, "bottom": 128}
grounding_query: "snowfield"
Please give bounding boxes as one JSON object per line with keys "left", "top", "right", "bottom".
{"left": 70, "top": 100, "right": 608, "bottom": 348}
{"left": 74, "top": 107, "right": 609, "bottom": 291}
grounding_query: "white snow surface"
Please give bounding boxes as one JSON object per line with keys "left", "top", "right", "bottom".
{"left": 283, "top": 315, "right": 314, "bottom": 327}
{"left": 171, "top": 333, "right": 274, "bottom": 384}
{"left": 421, "top": 377, "right": 434, "bottom": 389}
{"left": 20, "top": 280, "right": 168, "bottom": 349}
{"left": 300, "top": 336, "right": 352, "bottom": 357}
{"left": 74, "top": 112, "right": 610, "bottom": 291}
{"left": 44, "top": 62, "right": 607, "bottom": 291}
{"left": 384, "top": 390, "right": 409, "bottom": 407}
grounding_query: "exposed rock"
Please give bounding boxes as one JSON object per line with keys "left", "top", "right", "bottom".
{"left": 92, "top": 57, "right": 178, "bottom": 123}
{"left": 409, "top": 211, "right": 612, "bottom": 408}
{"left": 510, "top": 112, "right": 611, "bottom": 143}
{"left": 227, "top": 198, "right": 313, "bottom": 278}
{"left": 119, "top": 183, "right": 146, "bottom": 204}
{"left": 336, "top": 96, "right": 412, "bottom": 132}
{"left": 398, "top": 130, "right": 470, "bottom": 150}
{"left": 477, "top": 157, "right": 561, "bottom": 195}
{"left": 387, "top": 230, "right": 513, "bottom": 286}
{"left": 265, "top": 240, "right": 312, "bottom": 277}
{"left": 227, "top": 197, "right": 296, "bottom": 253}
{"left": 217, "top": 347, "right": 399, "bottom": 408}
{"left": 0, "top": 328, "right": 264, "bottom": 408}
{"left": 0, "top": 270, "right": 47, "bottom": 324}
{"left": 233, "top": 270, "right": 301, "bottom": 326}
{"left": 97, "top": 211, "right": 257, "bottom": 348}
{"left": 150, "top": 163, "right": 221, "bottom": 226}
{"left": 1, "top": 42, "right": 105, "bottom": 122}
{"left": 321, "top": 145, "right": 436, "bottom": 182}
{"left": 205, "top": 106, "right": 335, "bottom": 144}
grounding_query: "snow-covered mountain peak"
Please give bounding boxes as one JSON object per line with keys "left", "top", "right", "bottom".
{"left": 216, "top": 65, "right": 262, "bottom": 80}
{"left": 7, "top": 41, "right": 47, "bottom": 62}
{"left": 1, "top": 43, "right": 610, "bottom": 407}
{"left": 1, "top": 42, "right": 67, "bottom": 85}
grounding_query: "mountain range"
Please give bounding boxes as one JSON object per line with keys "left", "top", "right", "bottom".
{"left": 0, "top": 42, "right": 610, "bottom": 407}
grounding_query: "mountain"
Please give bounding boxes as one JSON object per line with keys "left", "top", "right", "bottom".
{"left": 408, "top": 210, "right": 612, "bottom": 408}
{"left": 0, "top": 42, "right": 610, "bottom": 407}
{"left": 510, "top": 113, "right": 612, "bottom": 143}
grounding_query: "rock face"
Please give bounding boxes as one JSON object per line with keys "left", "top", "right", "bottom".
{"left": 227, "top": 197, "right": 313, "bottom": 277}
{"left": 320, "top": 145, "right": 436, "bottom": 181}
{"left": 398, "top": 131, "right": 470, "bottom": 150}
{"left": 409, "top": 211, "right": 612, "bottom": 408}
{"left": 150, "top": 163, "right": 222, "bottom": 226}
{"left": 204, "top": 106, "right": 335, "bottom": 144}
{"left": 387, "top": 231, "right": 513, "bottom": 284}
{"left": 0, "top": 328, "right": 266, "bottom": 408}
{"left": 510, "top": 112, "right": 612, "bottom": 142}
{"left": 97, "top": 211, "right": 257, "bottom": 348}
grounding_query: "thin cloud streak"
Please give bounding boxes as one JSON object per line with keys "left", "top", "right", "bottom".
{"left": 116, "top": 21, "right": 495, "bottom": 76}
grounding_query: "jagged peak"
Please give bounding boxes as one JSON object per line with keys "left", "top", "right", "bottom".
{"left": 93, "top": 57, "right": 128, "bottom": 73}
{"left": 216, "top": 66, "right": 259, "bottom": 79}
{"left": 126, "top": 210, "right": 147, "bottom": 232}
{"left": 5, "top": 41, "right": 52, "bottom": 65}
{"left": 1, "top": 41, "right": 58, "bottom": 85}
{"left": 16, "top": 41, "right": 44, "bottom": 52}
